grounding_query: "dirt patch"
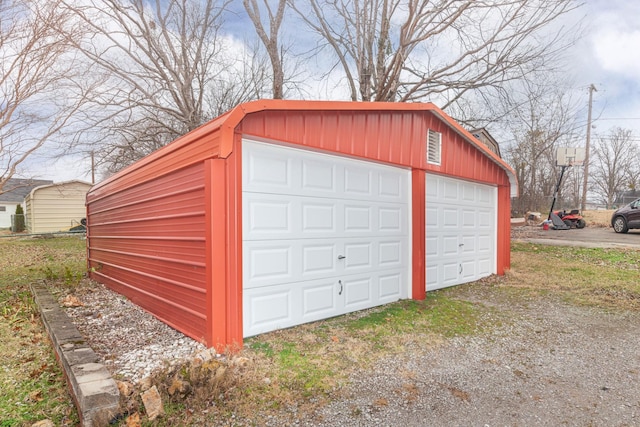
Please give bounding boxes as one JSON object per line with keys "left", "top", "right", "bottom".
{"left": 582, "top": 209, "right": 615, "bottom": 227}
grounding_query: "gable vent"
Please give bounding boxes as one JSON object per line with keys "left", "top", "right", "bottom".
{"left": 427, "top": 129, "right": 442, "bottom": 165}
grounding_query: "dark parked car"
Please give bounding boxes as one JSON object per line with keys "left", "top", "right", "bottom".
{"left": 611, "top": 198, "right": 640, "bottom": 233}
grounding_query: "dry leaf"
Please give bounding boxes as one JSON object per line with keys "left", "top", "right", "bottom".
{"left": 61, "top": 295, "right": 84, "bottom": 307}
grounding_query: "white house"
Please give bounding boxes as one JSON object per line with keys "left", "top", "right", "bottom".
{"left": 0, "top": 179, "right": 53, "bottom": 229}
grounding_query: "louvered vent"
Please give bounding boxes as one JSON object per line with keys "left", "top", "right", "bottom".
{"left": 427, "top": 129, "right": 441, "bottom": 165}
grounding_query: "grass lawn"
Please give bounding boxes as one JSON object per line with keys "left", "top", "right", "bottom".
{"left": 0, "top": 235, "right": 638, "bottom": 426}
{"left": 0, "top": 235, "right": 85, "bottom": 426}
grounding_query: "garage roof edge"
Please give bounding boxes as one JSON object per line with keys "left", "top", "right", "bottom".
{"left": 220, "top": 100, "right": 518, "bottom": 197}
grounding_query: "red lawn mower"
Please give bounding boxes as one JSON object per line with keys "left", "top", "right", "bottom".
{"left": 553, "top": 209, "right": 586, "bottom": 229}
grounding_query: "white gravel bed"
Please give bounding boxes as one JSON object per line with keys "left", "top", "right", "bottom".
{"left": 63, "top": 282, "right": 206, "bottom": 383}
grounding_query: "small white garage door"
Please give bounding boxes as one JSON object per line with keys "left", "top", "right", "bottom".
{"left": 426, "top": 173, "right": 496, "bottom": 291}
{"left": 242, "top": 140, "right": 411, "bottom": 337}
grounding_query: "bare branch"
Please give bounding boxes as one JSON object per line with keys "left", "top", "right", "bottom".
{"left": 1, "top": 0, "right": 89, "bottom": 192}
{"left": 289, "top": 0, "right": 581, "bottom": 110}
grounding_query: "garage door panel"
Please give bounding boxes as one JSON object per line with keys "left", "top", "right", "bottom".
{"left": 243, "top": 140, "right": 410, "bottom": 337}
{"left": 460, "top": 259, "right": 476, "bottom": 281}
{"left": 478, "top": 211, "right": 493, "bottom": 229}
{"left": 426, "top": 173, "right": 496, "bottom": 291}
{"left": 460, "top": 235, "right": 476, "bottom": 253}
{"left": 426, "top": 236, "right": 438, "bottom": 257}
{"left": 245, "top": 278, "right": 342, "bottom": 337}
{"left": 244, "top": 287, "right": 292, "bottom": 335}
{"left": 443, "top": 180, "right": 459, "bottom": 201}
{"left": 443, "top": 236, "right": 459, "bottom": 255}
{"left": 343, "top": 242, "right": 373, "bottom": 269}
{"left": 478, "top": 234, "right": 492, "bottom": 252}
{"left": 477, "top": 258, "right": 493, "bottom": 276}
{"left": 461, "top": 209, "right": 476, "bottom": 228}
{"left": 246, "top": 146, "right": 293, "bottom": 190}
{"left": 302, "top": 281, "right": 338, "bottom": 318}
{"left": 302, "top": 159, "right": 336, "bottom": 192}
{"left": 246, "top": 245, "right": 292, "bottom": 285}
{"left": 344, "top": 167, "right": 373, "bottom": 195}
{"left": 379, "top": 273, "right": 402, "bottom": 300}
{"left": 426, "top": 206, "right": 438, "bottom": 227}
{"left": 344, "top": 205, "right": 372, "bottom": 231}
{"left": 426, "top": 265, "right": 438, "bottom": 287}
{"left": 379, "top": 207, "right": 403, "bottom": 231}
{"left": 442, "top": 263, "right": 460, "bottom": 285}
{"left": 443, "top": 208, "right": 459, "bottom": 227}
{"left": 302, "top": 203, "right": 336, "bottom": 232}
{"left": 477, "top": 186, "right": 494, "bottom": 204}
{"left": 246, "top": 240, "right": 335, "bottom": 287}
{"left": 379, "top": 241, "right": 402, "bottom": 266}
{"left": 302, "top": 244, "right": 337, "bottom": 275}
{"left": 246, "top": 199, "right": 292, "bottom": 235}
{"left": 379, "top": 171, "right": 404, "bottom": 200}
{"left": 462, "top": 183, "right": 476, "bottom": 202}
{"left": 343, "top": 277, "right": 373, "bottom": 308}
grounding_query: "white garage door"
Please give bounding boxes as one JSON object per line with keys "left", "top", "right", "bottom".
{"left": 426, "top": 174, "right": 496, "bottom": 291}
{"left": 242, "top": 140, "right": 411, "bottom": 337}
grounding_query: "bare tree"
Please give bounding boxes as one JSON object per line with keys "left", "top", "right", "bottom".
{"left": 290, "top": 0, "right": 580, "bottom": 107}
{"left": 65, "top": 0, "right": 271, "bottom": 173}
{"left": 502, "top": 79, "right": 584, "bottom": 214}
{"left": 591, "top": 128, "right": 639, "bottom": 209}
{"left": 0, "top": 0, "right": 88, "bottom": 194}
{"left": 243, "top": 0, "right": 286, "bottom": 99}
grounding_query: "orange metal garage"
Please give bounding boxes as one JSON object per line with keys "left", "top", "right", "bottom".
{"left": 86, "top": 100, "right": 517, "bottom": 350}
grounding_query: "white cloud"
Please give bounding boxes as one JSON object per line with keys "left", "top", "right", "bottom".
{"left": 592, "top": 29, "right": 640, "bottom": 77}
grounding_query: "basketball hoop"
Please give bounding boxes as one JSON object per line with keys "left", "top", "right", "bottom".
{"left": 556, "top": 147, "right": 585, "bottom": 167}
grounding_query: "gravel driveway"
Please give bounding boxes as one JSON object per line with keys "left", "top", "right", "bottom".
{"left": 514, "top": 225, "right": 640, "bottom": 249}
{"left": 300, "top": 292, "right": 640, "bottom": 427}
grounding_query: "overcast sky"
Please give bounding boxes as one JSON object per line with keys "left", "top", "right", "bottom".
{"left": 30, "top": 0, "right": 640, "bottom": 183}
{"left": 572, "top": 0, "right": 640, "bottom": 139}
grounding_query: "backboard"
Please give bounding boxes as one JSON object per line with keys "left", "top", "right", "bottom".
{"left": 556, "top": 147, "right": 585, "bottom": 167}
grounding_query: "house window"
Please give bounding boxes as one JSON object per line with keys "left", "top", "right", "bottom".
{"left": 427, "top": 129, "right": 442, "bottom": 165}
{"left": 0, "top": 206, "right": 6, "bottom": 212}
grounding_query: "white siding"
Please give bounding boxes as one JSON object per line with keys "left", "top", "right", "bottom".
{"left": 26, "top": 181, "right": 91, "bottom": 233}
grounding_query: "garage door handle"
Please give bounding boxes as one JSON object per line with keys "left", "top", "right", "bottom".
{"left": 459, "top": 264, "right": 462, "bottom": 274}
{"left": 338, "top": 255, "right": 346, "bottom": 260}
{"left": 338, "top": 280, "right": 343, "bottom": 295}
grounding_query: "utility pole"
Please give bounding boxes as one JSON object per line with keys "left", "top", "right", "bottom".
{"left": 581, "top": 84, "right": 596, "bottom": 212}
{"left": 91, "top": 151, "right": 95, "bottom": 184}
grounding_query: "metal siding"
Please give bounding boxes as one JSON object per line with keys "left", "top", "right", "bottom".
{"left": 240, "top": 110, "right": 428, "bottom": 169}
{"left": 87, "top": 162, "right": 208, "bottom": 342}
{"left": 89, "top": 127, "right": 222, "bottom": 202}
{"left": 496, "top": 185, "right": 512, "bottom": 275}
{"left": 425, "top": 120, "right": 510, "bottom": 188}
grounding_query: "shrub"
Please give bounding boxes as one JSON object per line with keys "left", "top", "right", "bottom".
{"left": 13, "top": 205, "right": 25, "bottom": 232}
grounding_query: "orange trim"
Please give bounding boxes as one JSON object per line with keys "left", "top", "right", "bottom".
{"left": 225, "top": 140, "right": 244, "bottom": 349}
{"left": 411, "top": 169, "right": 426, "bottom": 300}
{"left": 207, "top": 158, "right": 229, "bottom": 350}
{"left": 496, "top": 185, "right": 512, "bottom": 275}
